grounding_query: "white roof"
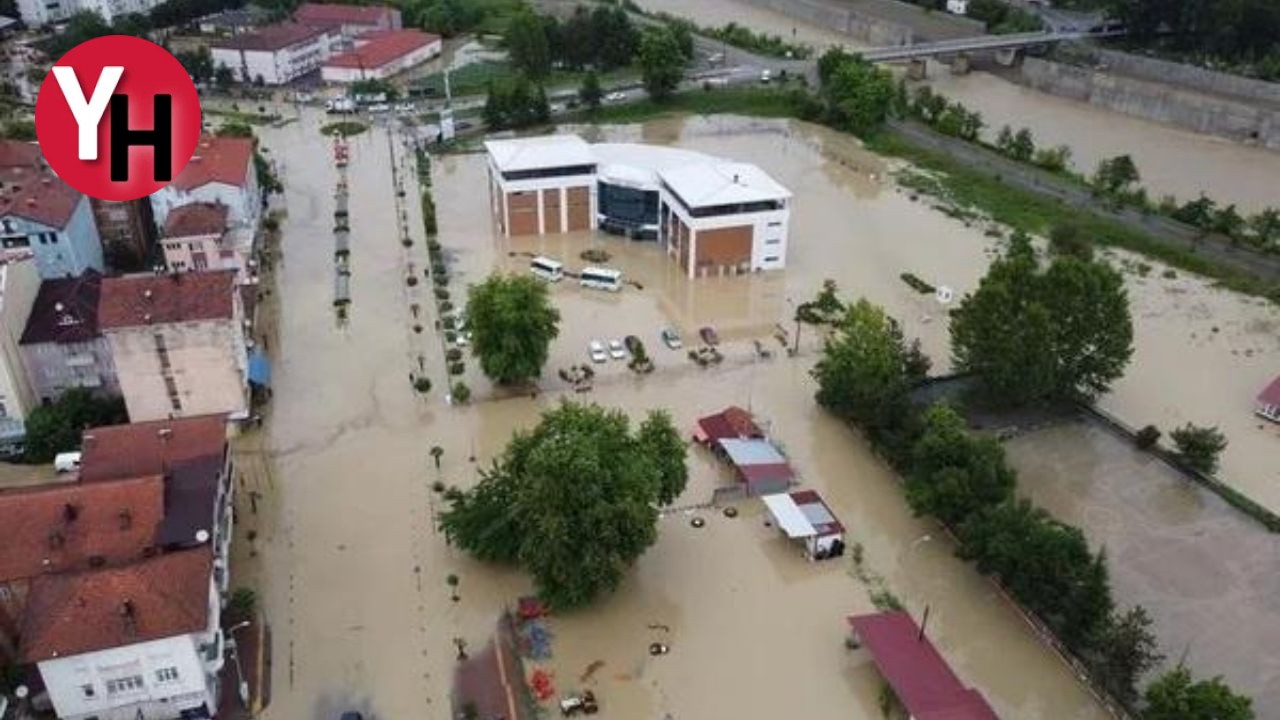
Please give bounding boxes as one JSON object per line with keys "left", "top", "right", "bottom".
{"left": 592, "top": 143, "right": 717, "bottom": 191}
{"left": 659, "top": 162, "right": 790, "bottom": 209}
{"left": 484, "top": 134, "right": 594, "bottom": 172}
{"left": 762, "top": 493, "right": 816, "bottom": 539}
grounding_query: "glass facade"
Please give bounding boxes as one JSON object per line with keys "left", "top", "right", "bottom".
{"left": 597, "top": 181, "right": 659, "bottom": 239}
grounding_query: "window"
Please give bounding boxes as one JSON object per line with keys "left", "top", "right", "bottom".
{"left": 155, "top": 667, "right": 180, "bottom": 683}
{"left": 765, "top": 238, "right": 781, "bottom": 245}
{"left": 764, "top": 256, "right": 780, "bottom": 262}
{"left": 105, "top": 675, "right": 144, "bottom": 695}
{"left": 81, "top": 684, "right": 95, "bottom": 698}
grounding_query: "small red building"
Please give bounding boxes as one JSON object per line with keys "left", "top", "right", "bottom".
{"left": 1256, "top": 375, "right": 1280, "bottom": 423}
{"left": 693, "top": 405, "right": 763, "bottom": 446}
{"left": 761, "top": 489, "right": 845, "bottom": 559}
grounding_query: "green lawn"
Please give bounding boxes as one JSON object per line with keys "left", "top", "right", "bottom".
{"left": 412, "top": 60, "right": 640, "bottom": 99}
{"left": 569, "top": 85, "right": 804, "bottom": 124}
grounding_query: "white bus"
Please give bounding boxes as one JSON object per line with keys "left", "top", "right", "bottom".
{"left": 580, "top": 266, "right": 623, "bottom": 292}
{"left": 530, "top": 256, "right": 564, "bottom": 282}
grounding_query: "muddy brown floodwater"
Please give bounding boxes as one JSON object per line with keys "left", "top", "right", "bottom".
{"left": 1007, "top": 421, "right": 1280, "bottom": 716}
{"left": 634, "top": 0, "right": 1280, "bottom": 212}
{"left": 244, "top": 106, "right": 1277, "bottom": 720}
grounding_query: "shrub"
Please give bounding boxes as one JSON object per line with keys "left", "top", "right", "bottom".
{"left": 414, "top": 377, "right": 432, "bottom": 394}
{"left": 439, "top": 300, "right": 454, "bottom": 313}
{"left": 402, "top": 237, "right": 413, "bottom": 247}
{"left": 406, "top": 276, "right": 419, "bottom": 287}
{"left": 445, "top": 330, "right": 458, "bottom": 343}
{"left": 434, "top": 287, "right": 450, "bottom": 300}
{"left": 432, "top": 261, "right": 447, "bottom": 276}
{"left": 446, "top": 348, "right": 462, "bottom": 361}
{"left": 442, "top": 316, "right": 456, "bottom": 330}
{"left": 451, "top": 381, "right": 472, "bottom": 404}
{"left": 433, "top": 274, "right": 448, "bottom": 287}
{"left": 1135, "top": 425, "right": 1161, "bottom": 450}
{"left": 1170, "top": 423, "right": 1227, "bottom": 475}
{"left": 448, "top": 361, "right": 465, "bottom": 375}
{"left": 413, "top": 324, "right": 424, "bottom": 334}
{"left": 432, "top": 480, "right": 446, "bottom": 493}
{"left": 227, "top": 588, "right": 256, "bottom": 621}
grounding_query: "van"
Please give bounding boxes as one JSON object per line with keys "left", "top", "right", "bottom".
{"left": 54, "top": 451, "right": 82, "bottom": 474}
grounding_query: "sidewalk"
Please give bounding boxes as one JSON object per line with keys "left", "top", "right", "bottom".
{"left": 218, "top": 616, "right": 272, "bottom": 720}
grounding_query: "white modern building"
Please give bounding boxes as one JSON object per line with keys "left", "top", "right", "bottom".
{"left": 99, "top": 271, "right": 249, "bottom": 422}
{"left": 0, "top": 256, "right": 39, "bottom": 453}
{"left": 210, "top": 22, "right": 338, "bottom": 85}
{"left": 1, "top": 140, "right": 104, "bottom": 281}
{"left": 149, "top": 135, "right": 260, "bottom": 232}
{"left": 161, "top": 202, "right": 255, "bottom": 285}
{"left": 16, "top": 0, "right": 164, "bottom": 26}
{"left": 321, "top": 29, "right": 442, "bottom": 83}
{"left": 485, "top": 134, "right": 792, "bottom": 278}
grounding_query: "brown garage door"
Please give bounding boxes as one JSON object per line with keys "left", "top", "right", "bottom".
{"left": 507, "top": 191, "right": 539, "bottom": 236}
{"left": 566, "top": 186, "right": 590, "bottom": 231}
{"left": 542, "top": 189, "right": 562, "bottom": 234}
{"left": 695, "top": 225, "right": 752, "bottom": 272}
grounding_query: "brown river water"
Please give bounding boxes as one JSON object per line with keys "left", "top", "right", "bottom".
{"left": 634, "top": 0, "right": 1280, "bottom": 213}
{"left": 236, "top": 105, "right": 1278, "bottom": 719}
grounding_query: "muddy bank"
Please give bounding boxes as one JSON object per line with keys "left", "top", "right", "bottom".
{"left": 1007, "top": 420, "right": 1280, "bottom": 715}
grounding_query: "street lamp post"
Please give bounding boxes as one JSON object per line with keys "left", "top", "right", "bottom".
{"left": 226, "top": 621, "right": 252, "bottom": 706}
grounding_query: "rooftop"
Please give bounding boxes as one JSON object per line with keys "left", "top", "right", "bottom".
{"left": 0, "top": 140, "right": 83, "bottom": 229}
{"left": 1258, "top": 375, "right": 1280, "bottom": 406}
{"left": 762, "top": 490, "right": 843, "bottom": 539}
{"left": 80, "top": 415, "right": 228, "bottom": 484}
{"left": 0, "top": 474, "right": 165, "bottom": 583}
{"left": 848, "top": 611, "right": 999, "bottom": 720}
{"left": 695, "top": 406, "right": 763, "bottom": 443}
{"left": 213, "top": 21, "right": 330, "bottom": 51}
{"left": 720, "top": 437, "right": 787, "bottom": 467}
{"left": 99, "top": 270, "right": 237, "bottom": 329}
{"left": 170, "top": 135, "right": 254, "bottom": 191}
{"left": 165, "top": 202, "right": 229, "bottom": 238}
{"left": 294, "top": 2, "right": 397, "bottom": 27}
{"left": 484, "top": 135, "right": 595, "bottom": 173}
{"left": 20, "top": 270, "right": 104, "bottom": 346}
{"left": 324, "top": 29, "right": 439, "bottom": 70}
{"left": 659, "top": 161, "right": 791, "bottom": 209}
{"left": 20, "top": 548, "right": 213, "bottom": 662}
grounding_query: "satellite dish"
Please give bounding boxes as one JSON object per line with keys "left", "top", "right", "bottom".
{"left": 195, "top": 529, "right": 211, "bottom": 543}
{"left": 15, "top": 685, "right": 29, "bottom": 699}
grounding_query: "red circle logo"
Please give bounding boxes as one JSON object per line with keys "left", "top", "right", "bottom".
{"left": 35, "top": 35, "right": 202, "bottom": 202}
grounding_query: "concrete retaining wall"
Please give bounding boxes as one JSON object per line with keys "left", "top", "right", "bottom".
{"left": 734, "top": 0, "right": 915, "bottom": 46}
{"left": 1088, "top": 48, "right": 1280, "bottom": 106}
{"left": 1016, "top": 56, "right": 1280, "bottom": 150}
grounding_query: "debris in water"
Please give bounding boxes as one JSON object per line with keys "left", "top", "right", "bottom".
{"left": 723, "top": 506, "right": 739, "bottom": 518}
{"left": 647, "top": 623, "right": 671, "bottom": 633}
{"left": 580, "top": 660, "right": 605, "bottom": 682}
{"left": 649, "top": 642, "right": 669, "bottom": 656}
{"left": 690, "top": 517, "right": 705, "bottom": 528}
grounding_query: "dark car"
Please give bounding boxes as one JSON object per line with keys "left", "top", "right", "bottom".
{"left": 340, "top": 713, "right": 364, "bottom": 720}
{"left": 699, "top": 326, "right": 719, "bottom": 346}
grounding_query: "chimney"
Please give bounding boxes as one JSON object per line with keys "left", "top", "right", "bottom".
{"left": 62, "top": 503, "right": 80, "bottom": 523}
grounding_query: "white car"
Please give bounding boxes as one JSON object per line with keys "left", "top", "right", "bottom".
{"left": 608, "top": 339, "right": 626, "bottom": 360}
{"left": 368, "top": 103, "right": 390, "bottom": 113}
{"left": 589, "top": 340, "right": 608, "bottom": 363}
{"left": 604, "top": 91, "right": 627, "bottom": 103}
{"left": 455, "top": 332, "right": 470, "bottom": 348}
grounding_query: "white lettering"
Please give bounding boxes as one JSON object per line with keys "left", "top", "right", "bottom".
{"left": 52, "top": 66, "right": 124, "bottom": 161}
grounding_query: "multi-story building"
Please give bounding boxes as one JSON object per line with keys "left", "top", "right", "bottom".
{"left": 0, "top": 257, "right": 41, "bottom": 454}
{"left": 0, "top": 414, "right": 234, "bottom": 720}
{"left": 161, "top": 203, "right": 255, "bottom": 285}
{"left": 293, "top": 2, "right": 401, "bottom": 38}
{"left": 99, "top": 271, "right": 249, "bottom": 422}
{"left": 16, "top": 0, "right": 165, "bottom": 28}
{"left": 485, "top": 134, "right": 792, "bottom": 277}
{"left": 19, "top": 270, "right": 120, "bottom": 404}
{"left": 149, "top": 135, "right": 259, "bottom": 232}
{"left": 321, "top": 29, "right": 442, "bottom": 83}
{"left": 0, "top": 141, "right": 105, "bottom": 281}
{"left": 90, "top": 198, "right": 158, "bottom": 273}
{"left": 210, "top": 22, "right": 338, "bottom": 85}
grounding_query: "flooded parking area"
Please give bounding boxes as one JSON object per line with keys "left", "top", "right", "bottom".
{"left": 1006, "top": 420, "right": 1280, "bottom": 715}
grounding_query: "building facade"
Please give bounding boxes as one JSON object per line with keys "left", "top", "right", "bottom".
{"left": 484, "top": 135, "right": 791, "bottom": 277}
{"left": 19, "top": 270, "right": 120, "bottom": 404}
{"left": 100, "top": 272, "right": 249, "bottom": 422}
{"left": 293, "top": 2, "right": 401, "bottom": 37}
{"left": 161, "top": 203, "right": 254, "bottom": 285}
{"left": 0, "top": 141, "right": 104, "bottom": 281}
{"left": 0, "top": 258, "right": 41, "bottom": 432}
{"left": 210, "top": 23, "right": 338, "bottom": 85}
{"left": 16, "top": 0, "right": 165, "bottom": 26}
{"left": 320, "top": 29, "right": 442, "bottom": 83}
{"left": 90, "top": 198, "right": 158, "bottom": 273}
{"left": 149, "top": 136, "right": 260, "bottom": 232}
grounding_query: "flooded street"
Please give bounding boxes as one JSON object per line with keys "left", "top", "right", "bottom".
{"left": 1007, "top": 421, "right": 1280, "bottom": 715}
{"left": 633, "top": 0, "right": 1280, "bottom": 212}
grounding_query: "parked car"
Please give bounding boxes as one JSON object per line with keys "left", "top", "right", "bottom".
{"left": 661, "top": 328, "right": 682, "bottom": 349}
{"left": 456, "top": 120, "right": 474, "bottom": 131}
{"left": 608, "top": 339, "right": 626, "bottom": 360}
{"left": 699, "top": 326, "right": 719, "bottom": 345}
{"left": 367, "top": 103, "right": 391, "bottom": 113}
{"left": 559, "top": 690, "right": 598, "bottom": 716}
{"left": 54, "top": 451, "right": 82, "bottom": 474}
{"left": 455, "top": 331, "right": 470, "bottom": 347}
{"left": 589, "top": 340, "right": 607, "bottom": 363}
{"left": 759, "top": 69, "right": 773, "bottom": 83}
{"left": 604, "top": 91, "right": 627, "bottom": 103}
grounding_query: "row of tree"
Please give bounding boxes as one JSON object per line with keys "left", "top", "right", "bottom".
{"left": 812, "top": 48, "right": 902, "bottom": 137}
{"left": 481, "top": 74, "right": 550, "bottom": 130}
{"left": 505, "top": 4, "right": 641, "bottom": 79}
{"left": 1101, "top": 0, "right": 1280, "bottom": 79}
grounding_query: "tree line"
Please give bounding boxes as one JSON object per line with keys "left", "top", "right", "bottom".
{"left": 809, "top": 240, "right": 1253, "bottom": 717}
{"left": 1101, "top": 0, "right": 1280, "bottom": 80}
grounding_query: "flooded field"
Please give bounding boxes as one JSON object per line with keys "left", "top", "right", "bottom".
{"left": 633, "top": 0, "right": 1280, "bottom": 211}
{"left": 1007, "top": 421, "right": 1280, "bottom": 715}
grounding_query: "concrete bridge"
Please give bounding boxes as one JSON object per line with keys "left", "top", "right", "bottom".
{"left": 860, "top": 29, "right": 1124, "bottom": 63}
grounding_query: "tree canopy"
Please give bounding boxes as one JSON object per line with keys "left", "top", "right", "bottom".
{"left": 1169, "top": 423, "right": 1228, "bottom": 475}
{"left": 466, "top": 274, "right": 560, "bottom": 384}
{"left": 906, "top": 404, "right": 1016, "bottom": 528}
{"left": 1142, "top": 666, "right": 1255, "bottom": 720}
{"left": 440, "top": 402, "right": 688, "bottom": 608}
{"left": 504, "top": 9, "right": 552, "bottom": 79}
{"left": 950, "top": 233, "right": 1133, "bottom": 406}
{"left": 482, "top": 75, "right": 550, "bottom": 130}
{"left": 23, "top": 389, "right": 128, "bottom": 463}
{"left": 817, "top": 49, "right": 898, "bottom": 137}
{"left": 638, "top": 26, "right": 687, "bottom": 101}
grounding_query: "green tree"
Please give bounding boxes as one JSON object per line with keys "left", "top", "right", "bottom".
{"left": 0, "top": 120, "right": 36, "bottom": 141}
{"left": 1143, "top": 667, "right": 1254, "bottom": 720}
{"left": 1247, "top": 208, "right": 1280, "bottom": 248}
{"left": 505, "top": 9, "right": 551, "bottom": 79}
{"left": 820, "top": 54, "right": 897, "bottom": 137}
{"left": 1172, "top": 195, "right": 1217, "bottom": 229}
{"left": 1092, "top": 605, "right": 1163, "bottom": 705}
{"left": 1048, "top": 222, "right": 1094, "bottom": 261}
{"left": 440, "top": 402, "right": 687, "bottom": 608}
{"left": 579, "top": 70, "right": 603, "bottom": 112}
{"left": 1032, "top": 144, "right": 1071, "bottom": 172}
{"left": 1093, "top": 154, "right": 1141, "bottom": 196}
{"left": 589, "top": 4, "right": 639, "bottom": 70}
{"left": 176, "top": 47, "right": 215, "bottom": 84}
{"left": 636, "top": 410, "right": 688, "bottom": 505}
{"left": 1010, "top": 128, "right": 1035, "bottom": 163}
{"left": 638, "top": 26, "right": 686, "bottom": 101}
{"left": 466, "top": 274, "right": 560, "bottom": 384}
{"left": 216, "top": 121, "right": 254, "bottom": 138}
{"left": 430, "top": 445, "right": 444, "bottom": 469}
{"left": 1212, "top": 203, "right": 1245, "bottom": 240}
{"left": 951, "top": 233, "right": 1133, "bottom": 406}
{"left": 214, "top": 64, "right": 235, "bottom": 90}
{"left": 23, "top": 389, "right": 128, "bottom": 463}
{"left": 1169, "top": 423, "right": 1227, "bottom": 475}
{"left": 906, "top": 404, "right": 1015, "bottom": 527}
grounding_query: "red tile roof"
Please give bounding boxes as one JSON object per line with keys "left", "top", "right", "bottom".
{"left": 294, "top": 2, "right": 396, "bottom": 27}
{"left": 324, "top": 29, "right": 438, "bottom": 69}
{"left": 695, "top": 406, "right": 763, "bottom": 443}
{"left": 171, "top": 135, "right": 253, "bottom": 191}
{"left": 848, "top": 612, "right": 999, "bottom": 720}
{"left": 213, "top": 21, "right": 329, "bottom": 51}
{"left": 20, "top": 270, "right": 104, "bottom": 345}
{"left": 79, "top": 415, "right": 228, "bottom": 484}
{"left": 164, "top": 202, "right": 229, "bottom": 239}
{"left": 0, "top": 140, "right": 82, "bottom": 229}
{"left": 0, "top": 475, "right": 165, "bottom": 583}
{"left": 99, "top": 270, "right": 237, "bottom": 329}
{"left": 20, "top": 548, "right": 213, "bottom": 662}
{"left": 789, "top": 489, "right": 844, "bottom": 535}
{"left": 1257, "top": 375, "right": 1280, "bottom": 406}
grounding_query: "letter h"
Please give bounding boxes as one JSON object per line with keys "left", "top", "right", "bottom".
{"left": 109, "top": 94, "right": 173, "bottom": 182}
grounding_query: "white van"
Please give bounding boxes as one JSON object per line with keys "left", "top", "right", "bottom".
{"left": 579, "top": 266, "right": 623, "bottom": 292}
{"left": 54, "top": 451, "right": 82, "bottom": 474}
{"left": 530, "top": 256, "right": 564, "bottom": 282}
